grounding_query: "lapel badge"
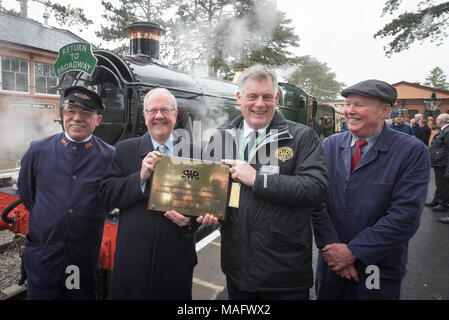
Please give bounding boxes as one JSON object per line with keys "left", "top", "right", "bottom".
{"left": 276, "top": 147, "right": 293, "bottom": 162}
{"left": 60, "top": 139, "right": 68, "bottom": 147}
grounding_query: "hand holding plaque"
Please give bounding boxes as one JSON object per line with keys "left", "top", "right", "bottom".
{"left": 148, "top": 156, "right": 231, "bottom": 221}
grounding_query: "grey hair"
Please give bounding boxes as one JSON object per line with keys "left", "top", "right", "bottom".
{"left": 143, "top": 87, "right": 178, "bottom": 110}
{"left": 437, "top": 113, "right": 449, "bottom": 124}
{"left": 414, "top": 113, "right": 423, "bottom": 120}
{"left": 238, "top": 64, "right": 278, "bottom": 95}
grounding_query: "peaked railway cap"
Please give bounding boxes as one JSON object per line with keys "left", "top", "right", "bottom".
{"left": 63, "top": 86, "right": 104, "bottom": 112}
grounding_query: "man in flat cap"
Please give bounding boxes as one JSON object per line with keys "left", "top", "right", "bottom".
{"left": 18, "top": 86, "right": 114, "bottom": 299}
{"left": 389, "top": 109, "right": 414, "bottom": 135}
{"left": 312, "top": 79, "right": 430, "bottom": 299}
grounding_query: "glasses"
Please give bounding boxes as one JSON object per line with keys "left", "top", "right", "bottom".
{"left": 62, "top": 109, "right": 97, "bottom": 118}
{"left": 144, "top": 108, "right": 175, "bottom": 116}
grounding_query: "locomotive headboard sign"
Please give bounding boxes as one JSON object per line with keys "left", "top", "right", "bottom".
{"left": 53, "top": 42, "right": 98, "bottom": 78}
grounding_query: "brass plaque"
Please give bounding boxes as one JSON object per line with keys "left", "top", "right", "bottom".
{"left": 148, "top": 156, "right": 231, "bottom": 220}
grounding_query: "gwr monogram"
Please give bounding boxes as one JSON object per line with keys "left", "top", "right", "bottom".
{"left": 182, "top": 169, "right": 199, "bottom": 180}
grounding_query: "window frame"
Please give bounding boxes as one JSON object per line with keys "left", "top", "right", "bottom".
{"left": 33, "top": 61, "right": 59, "bottom": 96}
{"left": 0, "top": 55, "right": 30, "bottom": 94}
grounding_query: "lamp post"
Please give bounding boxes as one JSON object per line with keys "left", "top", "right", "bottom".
{"left": 423, "top": 90, "right": 442, "bottom": 118}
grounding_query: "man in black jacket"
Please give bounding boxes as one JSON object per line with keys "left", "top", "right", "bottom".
{"left": 414, "top": 119, "right": 431, "bottom": 146}
{"left": 427, "top": 113, "right": 449, "bottom": 217}
{"left": 205, "top": 65, "right": 329, "bottom": 299}
{"left": 98, "top": 88, "right": 217, "bottom": 299}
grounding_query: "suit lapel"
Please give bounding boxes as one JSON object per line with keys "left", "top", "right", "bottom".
{"left": 356, "top": 125, "right": 390, "bottom": 171}
{"left": 140, "top": 133, "right": 154, "bottom": 158}
{"left": 339, "top": 133, "right": 352, "bottom": 177}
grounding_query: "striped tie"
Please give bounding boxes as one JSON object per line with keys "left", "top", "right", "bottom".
{"left": 158, "top": 144, "right": 167, "bottom": 155}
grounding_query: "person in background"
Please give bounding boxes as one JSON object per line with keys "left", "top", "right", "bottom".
{"left": 98, "top": 88, "right": 218, "bottom": 300}
{"left": 414, "top": 119, "right": 431, "bottom": 146}
{"left": 389, "top": 109, "right": 414, "bottom": 135}
{"left": 412, "top": 114, "right": 423, "bottom": 131}
{"left": 312, "top": 79, "right": 430, "bottom": 299}
{"left": 427, "top": 113, "right": 449, "bottom": 218}
{"left": 340, "top": 118, "right": 349, "bottom": 132}
{"left": 18, "top": 86, "right": 114, "bottom": 299}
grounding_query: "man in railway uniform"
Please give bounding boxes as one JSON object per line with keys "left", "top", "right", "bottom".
{"left": 98, "top": 88, "right": 218, "bottom": 300}
{"left": 312, "top": 79, "right": 430, "bottom": 299}
{"left": 18, "top": 86, "right": 114, "bottom": 299}
{"left": 204, "top": 65, "right": 328, "bottom": 299}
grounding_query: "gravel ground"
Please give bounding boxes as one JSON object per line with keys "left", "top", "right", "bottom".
{"left": 0, "top": 230, "right": 24, "bottom": 299}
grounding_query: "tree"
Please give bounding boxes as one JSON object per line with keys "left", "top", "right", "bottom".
{"left": 424, "top": 66, "right": 449, "bottom": 90}
{"left": 287, "top": 56, "right": 345, "bottom": 101}
{"left": 95, "top": 0, "right": 174, "bottom": 54}
{"left": 0, "top": 0, "right": 92, "bottom": 30}
{"left": 169, "top": 0, "right": 299, "bottom": 77}
{"left": 95, "top": 0, "right": 299, "bottom": 77}
{"left": 374, "top": 0, "right": 449, "bottom": 57}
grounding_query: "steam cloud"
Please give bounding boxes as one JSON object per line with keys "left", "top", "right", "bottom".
{"left": 0, "top": 107, "right": 61, "bottom": 172}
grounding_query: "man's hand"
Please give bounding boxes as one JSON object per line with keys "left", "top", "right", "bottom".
{"left": 322, "top": 243, "right": 357, "bottom": 272}
{"left": 164, "top": 210, "right": 191, "bottom": 227}
{"left": 164, "top": 211, "right": 219, "bottom": 227}
{"left": 140, "top": 151, "right": 161, "bottom": 185}
{"left": 196, "top": 213, "right": 219, "bottom": 226}
{"left": 336, "top": 264, "right": 359, "bottom": 282}
{"left": 222, "top": 159, "right": 256, "bottom": 187}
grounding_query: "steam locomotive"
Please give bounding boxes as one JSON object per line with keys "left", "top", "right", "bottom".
{"left": 0, "top": 22, "right": 338, "bottom": 298}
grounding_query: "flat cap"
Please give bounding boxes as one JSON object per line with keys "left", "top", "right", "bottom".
{"left": 341, "top": 79, "right": 397, "bottom": 106}
{"left": 63, "top": 86, "right": 104, "bottom": 112}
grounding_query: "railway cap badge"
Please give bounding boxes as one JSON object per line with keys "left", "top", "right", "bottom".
{"left": 63, "top": 86, "right": 104, "bottom": 111}
{"left": 276, "top": 147, "right": 293, "bottom": 162}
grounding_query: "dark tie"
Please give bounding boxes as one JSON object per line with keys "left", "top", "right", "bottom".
{"left": 158, "top": 144, "right": 167, "bottom": 155}
{"left": 244, "top": 131, "right": 258, "bottom": 161}
{"left": 351, "top": 140, "right": 368, "bottom": 172}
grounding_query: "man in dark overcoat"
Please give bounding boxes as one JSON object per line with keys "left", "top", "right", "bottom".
{"left": 18, "top": 86, "right": 114, "bottom": 299}
{"left": 98, "top": 88, "right": 217, "bottom": 299}
{"left": 312, "top": 80, "right": 430, "bottom": 299}
{"left": 427, "top": 113, "right": 449, "bottom": 217}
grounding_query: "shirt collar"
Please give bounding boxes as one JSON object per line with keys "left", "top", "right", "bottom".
{"left": 243, "top": 120, "right": 269, "bottom": 139}
{"left": 441, "top": 124, "right": 449, "bottom": 131}
{"left": 350, "top": 124, "right": 383, "bottom": 148}
{"left": 64, "top": 131, "right": 92, "bottom": 143}
{"left": 150, "top": 134, "right": 174, "bottom": 155}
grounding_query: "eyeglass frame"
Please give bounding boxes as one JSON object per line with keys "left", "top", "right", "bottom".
{"left": 144, "top": 108, "right": 176, "bottom": 116}
{"left": 62, "top": 106, "right": 99, "bottom": 118}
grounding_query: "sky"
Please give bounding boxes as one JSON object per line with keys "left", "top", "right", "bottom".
{"left": 277, "top": 0, "right": 449, "bottom": 88}
{"left": 9, "top": 0, "right": 449, "bottom": 90}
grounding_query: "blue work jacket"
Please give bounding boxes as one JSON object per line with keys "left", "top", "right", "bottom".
{"left": 312, "top": 124, "right": 430, "bottom": 280}
{"left": 18, "top": 133, "right": 114, "bottom": 298}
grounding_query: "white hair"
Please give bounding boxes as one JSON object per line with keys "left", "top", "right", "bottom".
{"left": 143, "top": 87, "right": 178, "bottom": 110}
{"left": 238, "top": 64, "right": 278, "bottom": 95}
{"left": 437, "top": 113, "right": 449, "bottom": 124}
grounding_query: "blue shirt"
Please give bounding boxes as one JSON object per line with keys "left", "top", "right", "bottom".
{"left": 350, "top": 125, "right": 383, "bottom": 157}
{"left": 150, "top": 135, "right": 174, "bottom": 156}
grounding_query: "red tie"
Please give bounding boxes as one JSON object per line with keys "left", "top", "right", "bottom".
{"left": 351, "top": 140, "right": 368, "bottom": 172}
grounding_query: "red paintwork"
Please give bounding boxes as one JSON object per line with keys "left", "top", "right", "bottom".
{"left": 0, "top": 191, "right": 117, "bottom": 270}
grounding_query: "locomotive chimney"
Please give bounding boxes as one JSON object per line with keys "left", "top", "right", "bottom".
{"left": 125, "top": 22, "right": 165, "bottom": 60}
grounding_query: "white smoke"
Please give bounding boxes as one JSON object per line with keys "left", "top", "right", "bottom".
{"left": 0, "top": 107, "right": 61, "bottom": 172}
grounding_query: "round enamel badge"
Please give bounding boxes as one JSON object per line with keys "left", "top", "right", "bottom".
{"left": 276, "top": 147, "right": 293, "bottom": 162}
